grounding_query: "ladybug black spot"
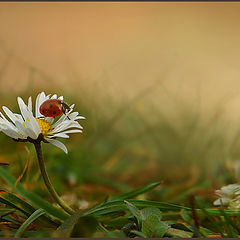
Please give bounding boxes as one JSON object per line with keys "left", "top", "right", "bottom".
{"left": 42, "top": 110, "right": 45, "bottom": 114}
{"left": 53, "top": 111, "right": 56, "bottom": 115}
{"left": 49, "top": 104, "right": 53, "bottom": 108}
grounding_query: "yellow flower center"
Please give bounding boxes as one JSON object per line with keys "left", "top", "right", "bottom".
{"left": 18, "top": 118, "right": 52, "bottom": 137}
{"left": 35, "top": 118, "right": 52, "bottom": 135}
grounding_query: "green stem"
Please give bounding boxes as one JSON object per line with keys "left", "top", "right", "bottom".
{"left": 34, "top": 141, "right": 75, "bottom": 215}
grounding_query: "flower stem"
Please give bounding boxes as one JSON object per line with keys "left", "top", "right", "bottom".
{"left": 34, "top": 142, "right": 75, "bottom": 215}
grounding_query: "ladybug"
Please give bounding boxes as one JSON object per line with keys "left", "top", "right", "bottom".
{"left": 39, "top": 99, "right": 71, "bottom": 118}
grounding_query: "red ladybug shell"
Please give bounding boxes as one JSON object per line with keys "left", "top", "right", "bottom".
{"left": 40, "top": 99, "right": 63, "bottom": 117}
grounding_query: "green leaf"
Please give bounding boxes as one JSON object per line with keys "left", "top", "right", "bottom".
{"left": 124, "top": 200, "right": 142, "bottom": 227}
{"left": 14, "top": 208, "right": 45, "bottom": 237}
{"left": 56, "top": 210, "right": 98, "bottom": 237}
{"left": 198, "top": 227, "right": 212, "bottom": 238}
{"left": 130, "top": 230, "right": 147, "bottom": 238}
{"left": 102, "top": 216, "right": 130, "bottom": 229}
{"left": 141, "top": 207, "right": 162, "bottom": 221}
{"left": 70, "top": 216, "right": 98, "bottom": 237}
{"left": 142, "top": 215, "right": 169, "bottom": 237}
{"left": 57, "top": 210, "right": 84, "bottom": 236}
{"left": 180, "top": 209, "right": 192, "bottom": 223}
{"left": 112, "top": 182, "right": 160, "bottom": 201}
{"left": 165, "top": 228, "right": 193, "bottom": 238}
{"left": 0, "top": 167, "right": 68, "bottom": 221}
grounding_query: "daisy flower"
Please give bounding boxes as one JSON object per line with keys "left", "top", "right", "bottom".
{"left": 213, "top": 183, "right": 240, "bottom": 210}
{"left": 0, "top": 92, "right": 85, "bottom": 153}
{"left": 0, "top": 92, "right": 84, "bottom": 215}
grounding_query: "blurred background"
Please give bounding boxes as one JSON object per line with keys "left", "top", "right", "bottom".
{"left": 1, "top": 2, "right": 240, "bottom": 208}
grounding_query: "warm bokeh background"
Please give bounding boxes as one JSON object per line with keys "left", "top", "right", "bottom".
{"left": 1, "top": 2, "right": 240, "bottom": 214}
{"left": 1, "top": 3, "right": 240, "bottom": 113}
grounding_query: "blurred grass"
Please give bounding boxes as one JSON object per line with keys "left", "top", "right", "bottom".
{"left": 0, "top": 54, "right": 240, "bottom": 236}
{"left": 0, "top": 78, "right": 237, "bottom": 201}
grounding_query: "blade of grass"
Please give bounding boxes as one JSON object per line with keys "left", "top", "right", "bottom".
{"left": 198, "top": 207, "right": 224, "bottom": 236}
{"left": 2, "top": 215, "right": 22, "bottom": 225}
{"left": 0, "top": 194, "right": 30, "bottom": 217}
{"left": 0, "top": 190, "right": 58, "bottom": 226}
{"left": 0, "top": 209, "right": 15, "bottom": 217}
{"left": 219, "top": 208, "right": 240, "bottom": 236}
{"left": 85, "top": 200, "right": 190, "bottom": 216}
{"left": 111, "top": 182, "right": 161, "bottom": 201}
{"left": 85, "top": 199, "right": 240, "bottom": 218}
{"left": 14, "top": 208, "right": 45, "bottom": 237}
{"left": 0, "top": 167, "right": 68, "bottom": 221}
{"left": 11, "top": 146, "right": 30, "bottom": 193}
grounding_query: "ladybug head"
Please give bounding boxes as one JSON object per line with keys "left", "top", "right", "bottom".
{"left": 61, "top": 101, "right": 71, "bottom": 115}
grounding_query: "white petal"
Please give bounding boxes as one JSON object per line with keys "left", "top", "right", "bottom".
{"left": 51, "top": 114, "right": 68, "bottom": 128}
{"left": 68, "top": 112, "right": 79, "bottom": 120}
{"left": 39, "top": 92, "right": 47, "bottom": 106}
{"left": 16, "top": 97, "right": 41, "bottom": 137}
{"left": 65, "top": 122, "right": 83, "bottom": 131}
{"left": 0, "top": 115, "right": 19, "bottom": 131}
{"left": 0, "top": 111, "right": 7, "bottom": 121}
{"left": 75, "top": 116, "right": 86, "bottom": 120}
{"left": 213, "top": 199, "right": 221, "bottom": 206}
{"left": 49, "top": 133, "right": 70, "bottom": 138}
{"left": 68, "top": 113, "right": 85, "bottom": 121}
{"left": 51, "top": 120, "right": 82, "bottom": 133}
{"left": 66, "top": 121, "right": 83, "bottom": 129}
{"left": 28, "top": 96, "right": 32, "bottom": 112}
{"left": 0, "top": 114, "right": 19, "bottom": 133}
{"left": 2, "top": 106, "right": 18, "bottom": 124}
{"left": 35, "top": 92, "right": 41, "bottom": 117}
{"left": 14, "top": 114, "right": 24, "bottom": 123}
{"left": 24, "top": 120, "right": 38, "bottom": 139}
{"left": 51, "top": 94, "right": 57, "bottom": 99}
{"left": 65, "top": 111, "right": 85, "bottom": 121}
{"left": 0, "top": 120, "right": 18, "bottom": 133}
{"left": 213, "top": 198, "right": 230, "bottom": 206}
{"left": 0, "top": 118, "right": 6, "bottom": 126}
{"left": 45, "top": 117, "right": 54, "bottom": 124}
{"left": 15, "top": 121, "right": 28, "bottom": 137}
{"left": 58, "top": 129, "right": 82, "bottom": 134}
{"left": 36, "top": 92, "right": 50, "bottom": 118}
{"left": 46, "top": 138, "right": 68, "bottom": 154}
{"left": 29, "top": 115, "right": 41, "bottom": 136}
{"left": 17, "top": 97, "right": 32, "bottom": 121}
{"left": 2, "top": 128, "right": 23, "bottom": 139}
